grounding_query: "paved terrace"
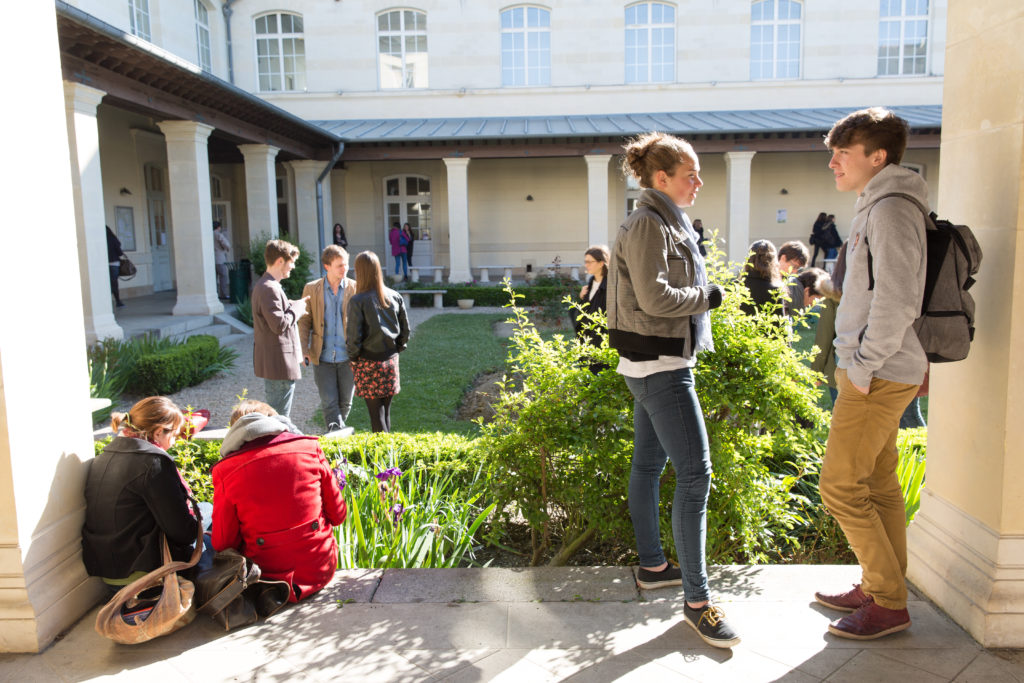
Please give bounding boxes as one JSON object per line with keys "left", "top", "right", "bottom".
{"left": 2, "top": 565, "right": 1021, "bottom": 681}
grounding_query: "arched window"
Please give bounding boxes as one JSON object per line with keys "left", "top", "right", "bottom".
{"left": 377, "top": 9, "right": 429, "bottom": 89}
{"left": 750, "top": 0, "right": 801, "bottom": 80}
{"left": 625, "top": 2, "right": 675, "bottom": 84}
{"left": 500, "top": 6, "right": 551, "bottom": 87}
{"left": 255, "top": 12, "right": 306, "bottom": 92}
{"left": 129, "top": 0, "right": 151, "bottom": 40}
{"left": 195, "top": 0, "right": 211, "bottom": 73}
{"left": 878, "top": 0, "right": 929, "bottom": 76}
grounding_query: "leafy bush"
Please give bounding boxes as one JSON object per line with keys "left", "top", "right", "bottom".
{"left": 897, "top": 427, "right": 927, "bottom": 525}
{"left": 134, "top": 335, "right": 237, "bottom": 395}
{"left": 248, "top": 233, "right": 315, "bottom": 300}
{"left": 234, "top": 295, "right": 253, "bottom": 326}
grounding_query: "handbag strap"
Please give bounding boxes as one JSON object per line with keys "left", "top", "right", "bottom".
{"left": 198, "top": 556, "right": 262, "bottom": 616}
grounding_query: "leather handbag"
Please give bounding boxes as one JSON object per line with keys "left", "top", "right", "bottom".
{"left": 94, "top": 519, "right": 204, "bottom": 645}
{"left": 195, "top": 550, "right": 291, "bottom": 630}
{"left": 118, "top": 256, "right": 137, "bottom": 280}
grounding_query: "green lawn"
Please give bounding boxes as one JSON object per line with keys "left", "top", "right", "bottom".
{"left": 340, "top": 313, "right": 510, "bottom": 434}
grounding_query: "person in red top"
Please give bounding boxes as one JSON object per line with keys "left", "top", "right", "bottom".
{"left": 211, "top": 399, "right": 346, "bottom": 602}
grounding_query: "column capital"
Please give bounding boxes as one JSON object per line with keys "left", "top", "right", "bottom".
{"left": 584, "top": 154, "right": 613, "bottom": 165}
{"left": 724, "top": 150, "right": 757, "bottom": 163}
{"left": 156, "top": 120, "right": 215, "bottom": 143}
{"left": 443, "top": 157, "right": 471, "bottom": 169}
{"left": 285, "top": 159, "right": 324, "bottom": 174}
{"left": 238, "top": 143, "right": 280, "bottom": 160}
{"left": 63, "top": 81, "right": 106, "bottom": 114}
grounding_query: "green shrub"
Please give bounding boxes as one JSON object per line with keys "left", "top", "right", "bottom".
{"left": 133, "top": 335, "right": 236, "bottom": 395}
{"left": 897, "top": 427, "right": 927, "bottom": 525}
{"left": 248, "top": 233, "right": 315, "bottom": 300}
{"left": 234, "top": 295, "right": 253, "bottom": 326}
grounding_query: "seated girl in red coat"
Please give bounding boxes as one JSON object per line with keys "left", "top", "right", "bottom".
{"left": 212, "top": 400, "right": 346, "bottom": 602}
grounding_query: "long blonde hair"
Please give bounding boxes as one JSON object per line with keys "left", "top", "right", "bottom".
{"left": 354, "top": 251, "right": 388, "bottom": 308}
{"left": 110, "top": 396, "right": 185, "bottom": 443}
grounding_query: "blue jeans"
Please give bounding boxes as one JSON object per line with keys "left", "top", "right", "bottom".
{"left": 624, "top": 368, "right": 712, "bottom": 603}
{"left": 264, "top": 379, "right": 296, "bottom": 418}
{"left": 313, "top": 361, "right": 355, "bottom": 431}
{"left": 393, "top": 253, "right": 408, "bottom": 278}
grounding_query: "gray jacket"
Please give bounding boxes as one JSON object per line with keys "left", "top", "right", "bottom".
{"left": 607, "top": 189, "right": 713, "bottom": 361}
{"left": 835, "top": 164, "right": 928, "bottom": 387}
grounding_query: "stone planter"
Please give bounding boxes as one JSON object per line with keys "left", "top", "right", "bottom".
{"left": 456, "top": 299, "right": 475, "bottom": 309}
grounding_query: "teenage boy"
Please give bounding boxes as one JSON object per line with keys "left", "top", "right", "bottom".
{"left": 778, "top": 240, "right": 810, "bottom": 314}
{"left": 814, "top": 108, "right": 928, "bottom": 640}
{"left": 252, "top": 239, "right": 309, "bottom": 418}
{"left": 298, "top": 245, "right": 357, "bottom": 432}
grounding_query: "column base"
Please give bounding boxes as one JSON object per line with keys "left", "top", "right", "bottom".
{"left": 83, "top": 313, "right": 124, "bottom": 344}
{"left": 447, "top": 269, "right": 472, "bottom": 284}
{"left": 907, "top": 488, "right": 1024, "bottom": 647}
{"left": 172, "top": 294, "right": 224, "bottom": 316}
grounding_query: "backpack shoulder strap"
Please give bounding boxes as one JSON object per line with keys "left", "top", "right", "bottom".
{"left": 864, "top": 192, "right": 931, "bottom": 291}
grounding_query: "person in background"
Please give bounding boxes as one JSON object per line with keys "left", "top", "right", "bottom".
{"left": 740, "top": 240, "right": 786, "bottom": 316}
{"left": 574, "top": 244, "right": 609, "bottom": 346}
{"left": 811, "top": 242, "right": 848, "bottom": 406}
{"left": 213, "top": 220, "right": 231, "bottom": 301}
{"left": 402, "top": 222, "right": 415, "bottom": 266}
{"left": 607, "top": 131, "right": 739, "bottom": 649}
{"left": 332, "top": 223, "right": 348, "bottom": 248}
{"left": 823, "top": 214, "right": 842, "bottom": 260}
{"left": 106, "top": 226, "right": 125, "bottom": 308}
{"left": 299, "top": 245, "right": 357, "bottom": 433}
{"left": 778, "top": 240, "right": 809, "bottom": 275}
{"left": 346, "top": 251, "right": 410, "bottom": 432}
{"left": 251, "top": 239, "right": 309, "bottom": 418}
{"left": 789, "top": 267, "right": 832, "bottom": 316}
{"left": 809, "top": 212, "right": 829, "bottom": 267}
{"left": 82, "top": 397, "right": 203, "bottom": 592}
{"left": 388, "top": 222, "right": 408, "bottom": 280}
{"left": 212, "top": 399, "right": 346, "bottom": 603}
{"left": 692, "top": 218, "right": 708, "bottom": 257}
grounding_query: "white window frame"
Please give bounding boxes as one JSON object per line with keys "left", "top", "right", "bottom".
{"left": 625, "top": 2, "right": 676, "bottom": 84}
{"left": 500, "top": 5, "right": 551, "bottom": 87}
{"left": 254, "top": 12, "right": 307, "bottom": 92}
{"left": 750, "top": 0, "right": 802, "bottom": 80}
{"left": 195, "top": 0, "right": 212, "bottom": 73}
{"left": 878, "top": 0, "right": 929, "bottom": 76}
{"left": 376, "top": 9, "right": 429, "bottom": 89}
{"left": 128, "top": 0, "right": 151, "bottom": 41}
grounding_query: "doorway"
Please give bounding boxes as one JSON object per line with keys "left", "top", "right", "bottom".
{"left": 383, "top": 174, "right": 433, "bottom": 267}
{"left": 145, "top": 164, "right": 174, "bottom": 291}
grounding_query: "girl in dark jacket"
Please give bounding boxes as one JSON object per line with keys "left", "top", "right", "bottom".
{"left": 82, "top": 397, "right": 199, "bottom": 590}
{"left": 345, "top": 251, "right": 411, "bottom": 432}
{"left": 740, "top": 239, "right": 786, "bottom": 317}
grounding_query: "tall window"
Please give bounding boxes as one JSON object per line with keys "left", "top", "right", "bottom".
{"left": 878, "top": 0, "right": 928, "bottom": 76}
{"left": 377, "top": 10, "right": 428, "bottom": 89}
{"left": 750, "top": 0, "right": 801, "bottom": 80}
{"left": 128, "top": 0, "right": 151, "bottom": 40}
{"left": 501, "top": 6, "right": 551, "bottom": 87}
{"left": 255, "top": 12, "right": 306, "bottom": 92}
{"left": 195, "top": 0, "right": 211, "bottom": 73}
{"left": 625, "top": 3, "right": 675, "bottom": 84}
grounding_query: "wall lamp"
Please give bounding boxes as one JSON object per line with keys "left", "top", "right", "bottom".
{"left": 119, "top": 187, "right": 132, "bottom": 196}
{"left": 779, "top": 188, "right": 789, "bottom": 195}
{"left": 526, "top": 195, "right": 534, "bottom": 201}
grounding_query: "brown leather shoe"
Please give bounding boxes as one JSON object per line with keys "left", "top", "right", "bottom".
{"left": 828, "top": 600, "right": 911, "bottom": 640}
{"left": 814, "top": 583, "right": 870, "bottom": 612}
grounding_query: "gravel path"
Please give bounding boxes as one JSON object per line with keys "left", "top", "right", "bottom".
{"left": 106, "top": 306, "right": 508, "bottom": 435}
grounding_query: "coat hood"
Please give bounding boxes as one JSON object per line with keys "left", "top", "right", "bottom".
{"left": 220, "top": 413, "right": 303, "bottom": 457}
{"left": 856, "top": 163, "right": 929, "bottom": 214}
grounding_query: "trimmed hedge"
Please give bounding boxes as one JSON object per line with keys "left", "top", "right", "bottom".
{"left": 133, "top": 335, "right": 221, "bottom": 395}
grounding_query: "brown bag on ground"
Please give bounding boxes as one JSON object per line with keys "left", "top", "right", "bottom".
{"left": 196, "top": 549, "right": 291, "bottom": 630}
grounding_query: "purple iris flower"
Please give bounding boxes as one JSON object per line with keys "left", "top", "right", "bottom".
{"left": 332, "top": 466, "right": 346, "bottom": 491}
{"left": 390, "top": 503, "right": 405, "bottom": 523}
{"left": 375, "top": 467, "right": 403, "bottom": 481}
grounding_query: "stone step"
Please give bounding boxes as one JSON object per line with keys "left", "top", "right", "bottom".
{"left": 171, "top": 323, "right": 232, "bottom": 342}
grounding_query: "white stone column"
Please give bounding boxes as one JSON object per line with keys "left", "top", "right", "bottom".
{"left": 156, "top": 120, "right": 223, "bottom": 316}
{"left": 444, "top": 157, "right": 472, "bottom": 282}
{"left": 64, "top": 82, "right": 123, "bottom": 343}
{"left": 286, "top": 160, "right": 324, "bottom": 262}
{"left": 906, "top": 0, "right": 1024, "bottom": 648}
{"left": 584, "top": 154, "right": 612, "bottom": 247}
{"left": 724, "top": 151, "right": 756, "bottom": 264}
{"left": 238, "top": 143, "right": 280, "bottom": 244}
{"left": 1, "top": 2, "right": 107, "bottom": 652}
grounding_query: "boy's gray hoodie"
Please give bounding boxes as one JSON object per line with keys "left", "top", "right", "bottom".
{"left": 834, "top": 163, "right": 928, "bottom": 388}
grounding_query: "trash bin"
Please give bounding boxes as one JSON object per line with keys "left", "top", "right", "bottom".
{"left": 228, "top": 260, "right": 252, "bottom": 304}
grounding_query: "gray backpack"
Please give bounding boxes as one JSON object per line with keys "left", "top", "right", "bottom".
{"left": 867, "top": 193, "right": 983, "bottom": 363}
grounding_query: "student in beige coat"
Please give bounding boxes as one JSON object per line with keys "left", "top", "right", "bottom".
{"left": 251, "top": 239, "right": 308, "bottom": 418}
{"left": 298, "top": 245, "right": 357, "bottom": 432}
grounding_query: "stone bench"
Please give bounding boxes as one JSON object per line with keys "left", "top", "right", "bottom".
{"left": 474, "top": 265, "right": 516, "bottom": 283}
{"left": 545, "top": 263, "right": 583, "bottom": 280}
{"left": 409, "top": 265, "right": 445, "bottom": 283}
{"left": 399, "top": 289, "right": 447, "bottom": 309}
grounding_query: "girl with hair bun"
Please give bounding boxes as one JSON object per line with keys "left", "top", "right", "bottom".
{"left": 608, "top": 131, "right": 739, "bottom": 648}
{"left": 82, "top": 397, "right": 202, "bottom": 590}
{"left": 740, "top": 239, "right": 786, "bottom": 316}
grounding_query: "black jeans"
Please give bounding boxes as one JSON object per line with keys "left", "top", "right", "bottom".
{"left": 365, "top": 396, "right": 393, "bottom": 432}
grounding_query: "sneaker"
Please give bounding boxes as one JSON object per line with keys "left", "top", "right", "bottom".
{"left": 683, "top": 602, "right": 741, "bottom": 648}
{"left": 828, "top": 599, "right": 910, "bottom": 640}
{"left": 815, "top": 583, "right": 870, "bottom": 612}
{"left": 636, "top": 564, "right": 682, "bottom": 590}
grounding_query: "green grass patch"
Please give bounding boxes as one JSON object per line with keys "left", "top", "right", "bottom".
{"left": 341, "top": 313, "right": 509, "bottom": 434}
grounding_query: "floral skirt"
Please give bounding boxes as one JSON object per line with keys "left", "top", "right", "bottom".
{"left": 351, "top": 355, "right": 401, "bottom": 399}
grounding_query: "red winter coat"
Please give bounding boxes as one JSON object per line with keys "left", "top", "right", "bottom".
{"left": 211, "top": 431, "right": 346, "bottom": 602}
